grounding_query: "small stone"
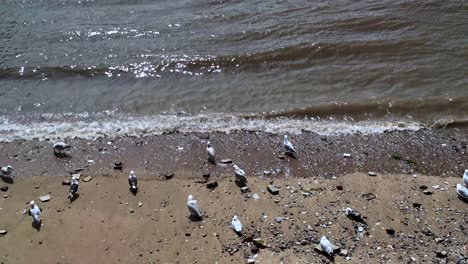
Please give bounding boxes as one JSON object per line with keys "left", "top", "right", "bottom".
{"left": 83, "top": 176, "right": 93, "bottom": 182}
{"left": 368, "top": 171, "right": 377, "bottom": 177}
{"left": 220, "top": 159, "right": 232, "bottom": 164}
{"left": 35, "top": 186, "right": 40, "bottom": 189}
{"left": 138, "top": 202, "right": 143, "bottom": 207}
{"left": 336, "top": 185, "right": 343, "bottom": 190}
{"left": 202, "top": 173, "right": 210, "bottom": 180}
{"left": 206, "top": 181, "right": 218, "bottom": 190}
{"left": 246, "top": 259, "right": 255, "bottom": 264}
{"left": 253, "top": 238, "right": 267, "bottom": 248}
{"left": 0, "top": 186, "right": 8, "bottom": 192}
{"left": 39, "top": 194, "right": 51, "bottom": 202}
{"left": 0, "top": 229, "right": 6, "bottom": 236}
{"left": 419, "top": 185, "right": 428, "bottom": 190}
{"left": 240, "top": 186, "right": 250, "bottom": 193}
{"left": 386, "top": 228, "right": 396, "bottom": 236}
{"left": 251, "top": 193, "right": 260, "bottom": 200}
{"left": 185, "top": 232, "right": 191, "bottom": 237}
{"left": 431, "top": 185, "right": 440, "bottom": 190}
{"left": 276, "top": 155, "right": 286, "bottom": 160}
{"left": 358, "top": 226, "right": 364, "bottom": 233}
{"left": 410, "top": 257, "right": 417, "bottom": 262}
{"left": 71, "top": 173, "right": 81, "bottom": 180}
{"left": 165, "top": 173, "right": 174, "bottom": 180}
{"left": 275, "top": 216, "right": 285, "bottom": 223}
{"left": 128, "top": 208, "right": 135, "bottom": 213}
{"left": 436, "top": 250, "right": 447, "bottom": 258}
{"left": 242, "top": 233, "right": 254, "bottom": 243}
{"left": 422, "top": 190, "right": 433, "bottom": 195}
{"left": 263, "top": 170, "right": 272, "bottom": 175}
{"left": 21, "top": 209, "right": 27, "bottom": 214}
{"left": 339, "top": 249, "right": 348, "bottom": 256}
{"left": 113, "top": 161, "right": 123, "bottom": 170}
{"left": 3, "top": 194, "right": 8, "bottom": 198}
{"left": 343, "top": 153, "right": 351, "bottom": 157}
{"left": 62, "top": 178, "right": 71, "bottom": 185}
{"left": 434, "top": 237, "right": 444, "bottom": 243}
{"left": 267, "top": 185, "right": 279, "bottom": 195}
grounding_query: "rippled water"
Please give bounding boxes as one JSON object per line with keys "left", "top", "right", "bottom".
{"left": 0, "top": 0, "right": 467, "bottom": 139}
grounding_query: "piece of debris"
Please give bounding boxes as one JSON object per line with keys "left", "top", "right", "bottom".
{"left": 0, "top": 186, "right": 8, "bottom": 192}
{"left": 82, "top": 176, "right": 93, "bottom": 182}
{"left": 343, "top": 153, "right": 351, "bottom": 157}
{"left": 128, "top": 208, "right": 135, "bottom": 213}
{"left": 362, "top": 193, "right": 376, "bottom": 201}
{"left": 0, "top": 229, "right": 7, "bottom": 236}
{"left": 39, "top": 194, "right": 51, "bottom": 202}
{"left": 62, "top": 178, "right": 71, "bottom": 185}
{"left": 251, "top": 193, "right": 260, "bottom": 200}
{"left": 165, "top": 173, "right": 174, "bottom": 180}
{"left": 220, "top": 159, "right": 232, "bottom": 164}
{"left": 253, "top": 238, "right": 268, "bottom": 248}
{"left": 240, "top": 186, "right": 250, "bottom": 193}
{"left": 113, "top": 161, "right": 123, "bottom": 170}
{"left": 315, "top": 242, "right": 340, "bottom": 254}
{"left": 206, "top": 181, "right": 218, "bottom": 190}
{"left": 71, "top": 173, "right": 81, "bottom": 180}
{"left": 267, "top": 185, "right": 279, "bottom": 195}
{"left": 138, "top": 202, "right": 143, "bottom": 207}
{"left": 419, "top": 185, "right": 428, "bottom": 190}
{"left": 368, "top": 171, "right": 377, "bottom": 177}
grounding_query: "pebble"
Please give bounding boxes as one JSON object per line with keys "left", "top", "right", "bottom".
{"left": 275, "top": 216, "right": 285, "bottom": 223}
{"left": 83, "top": 176, "right": 93, "bottom": 182}
{"left": 267, "top": 185, "right": 279, "bottom": 195}
{"left": 432, "top": 185, "right": 440, "bottom": 190}
{"left": 165, "top": 173, "right": 174, "bottom": 180}
{"left": 343, "top": 153, "right": 351, "bottom": 157}
{"left": 128, "top": 208, "right": 135, "bottom": 213}
{"left": 358, "top": 226, "right": 364, "bottom": 233}
{"left": 39, "top": 194, "right": 51, "bottom": 202}
{"left": 0, "top": 229, "right": 6, "bottom": 236}
{"left": 71, "top": 173, "right": 81, "bottom": 180}
{"left": 220, "top": 159, "right": 232, "bottom": 164}
{"left": 138, "top": 202, "right": 143, "bottom": 207}
{"left": 368, "top": 171, "right": 377, "bottom": 177}
{"left": 0, "top": 186, "right": 8, "bottom": 192}
{"left": 240, "top": 186, "right": 250, "bottom": 193}
{"left": 251, "top": 194, "right": 260, "bottom": 200}
{"left": 206, "top": 181, "right": 218, "bottom": 190}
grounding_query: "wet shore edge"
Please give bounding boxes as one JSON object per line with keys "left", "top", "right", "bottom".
{"left": 1, "top": 127, "right": 468, "bottom": 180}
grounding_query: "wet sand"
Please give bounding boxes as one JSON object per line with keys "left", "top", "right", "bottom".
{"left": 0, "top": 128, "right": 468, "bottom": 263}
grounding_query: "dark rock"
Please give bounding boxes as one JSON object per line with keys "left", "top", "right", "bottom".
{"left": 0, "top": 186, "right": 8, "bottom": 192}
{"left": 113, "top": 161, "right": 123, "bottom": 170}
{"left": 242, "top": 233, "right": 254, "bottom": 243}
{"left": 386, "top": 228, "right": 396, "bottom": 236}
{"left": 165, "top": 173, "right": 174, "bottom": 180}
{"left": 203, "top": 173, "right": 210, "bottom": 180}
{"left": 419, "top": 185, "right": 428, "bottom": 190}
{"left": 436, "top": 251, "right": 447, "bottom": 258}
{"left": 267, "top": 185, "right": 279, "bottom": 195}
{"left": 185, "top": 232, "right": 191, "bottom": 237}
{"left": 206, "top": 181, "right": 218, "bottom": 190}
{"left": 336, "top": 185, "right": 343, "bottom": 190}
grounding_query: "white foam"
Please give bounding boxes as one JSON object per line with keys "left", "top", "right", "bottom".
{"left": 0, "top": 113, "right": 423, "bottom": 142}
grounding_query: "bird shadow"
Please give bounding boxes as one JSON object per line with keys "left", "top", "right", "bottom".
{"left": 54, "top": 152, "right": 71, "bottom": 158}
{"left": 285, "top": 151, "right": 297, "bottom": 159}
{"left": 32, "top": 221, "right": 41, "bottom": 232}
{"left": 130, "top": 188, "right": 138, "bottom": 196}
{"left": 1, "top": 176, "right": 14, "bottom": 184}
{"left": 458, "top": 196, "right": 468, "bottom": 203}
{"left": 235, "top": 181, "right": 247, "bottom": 188}
{"left": 69, "top": 193, "right": 80, "bottom": 203}
{"left": 189, "top": 214, "right": 203, "bottom": 222}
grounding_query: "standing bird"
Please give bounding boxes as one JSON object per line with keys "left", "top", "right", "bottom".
{"left": 206, "top": 141, "right": 216, "bottom": 165}
{"left": 456, "top": 184, "right": 468, "bottom": 199}
{"left": 283, "top": 135, "right": 297, "bottom": 154}
{"left": 230, "top": 215, "right": 243, "bottom": 235}
{"left": 53, "top": 142, "right": 71, "bottom": 156}
{"left": 68, "top": 176, "right": 79, "bottom": 200}
{"left": 1, "top": 165, "right": 13, "bottom": 177}
{"left": 187, "top": 195, "right": 202, "bottom": 219}
{"left": 345, "top": 207, "right": 364, "bottom": 222}
{"left": 128, "top": 171, "right": 138, "bottom": 194}
{"left": 28, "top": 201, "right": 42, "bottom": 223}
{"left": 233, "top": 164, "right": 247, "bottom": 186}
{"left": 320, "top": 236, "right": 334, "bottom": 256}
{"left": 463, "top": 169, "right": 468, "bottom": 186}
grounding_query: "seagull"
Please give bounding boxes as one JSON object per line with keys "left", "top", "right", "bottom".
{"left": 68, "top": 176, "right": 79, "bottom": 200}
{"left": 28, "top": 200, "right": 42, "bottom": 223}
{"left": 1, "top": 165, "right": 13, "bottom": 176}
{"left": 283, "top": 135, "right": 297, "bottom": 153}
{"left": 53, "top": 142, "right": 71, "bottom": 154}
{"left": 187, "top": 195, "right": 202, "bottom": 219}
{"left": 345, "top": 207, "right": 363, "bottom": 222}
{"left": 463, "top": 169, "right": 468, "bottom": 186}
{"left": 456, "top": 184, "right": 468, "bottom": 199}
{"left": 320, "top": 236, "right": 334, "bottom": 256}
{"left": 233, "top": 165, "right": 247, "bottom": 185}
{"left": 230, "top": 215, "right": 242, "bottom": 234}
{"left": 206, "top": 141, "right": 215, "bottom": 165}
{"left": 128, "top": 171, "right": 138, "bottom": 193}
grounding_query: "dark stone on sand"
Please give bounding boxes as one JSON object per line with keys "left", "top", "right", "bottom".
{"left": 436, "top": 250, "right": 447, "bottom": 258}
{"left": 206, "top": 181, "right": 218, "bottom": 190}
{"left": 362, "top": 193, "right": 376, "bottom": 201}
{"left": 165, "top": 173, "right": 174, "bottom": 180}
{"left": 386, "top": 228, "right": 396, "bottom": 236}
{"left": 336, "top": 185, "right": 343, "bottom": 190}
{"left": 267, "top": 185, "right": 279, "bottom": 195}
{"left": 0, "top": 186, "right": 8, "bottom": 192}
{"left": 113, "top": 161, "right": 123, "bottom": 170}
{"left": 185, "top": 232, "right": 191, "bottom": 236}
{"left": 423, "top": 190, "right": 433, "bottom": 195}
{"left": 242, "top": 233, "right": 254, "bottom": 243}
{"left": 203, "top": 173, "right": 210, "bottom": 180}
{"left": 419, "top": 185, "right": 428, "bottom": 190}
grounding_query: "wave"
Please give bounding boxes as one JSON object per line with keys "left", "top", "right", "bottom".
{"left": 0, "top": 113, "right": 424, "bottom": 142}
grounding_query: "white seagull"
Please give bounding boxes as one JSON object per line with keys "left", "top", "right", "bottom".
{"left": 28, "top": 201, "right": 42, "bottom": 223}
{"left": 128, "top": 171, "right": 138, "bottom": 192}
{"left": 283, "top": 135, "right": 297, "bottom": 153}
{"left": 320, "top": 236, "right": 334, "bottom": 256}
{"left": 206, "top": 141, "right": 215, "bottom": 164}
{"left": 345, "top": 207, "right": 363, "bottom": 222}
{"left": 233, "top": 164, "right": 247, "bottom": 185}
{"left": 53, "top": 142, "right": 71, "bottom": 154}
{"left": 230, "top": 215, "right": 242, "bottom": 234}
{"left": 456, "top": 184, "right": 468, "bottom": 199}
{"left": 463, "top": 169, "right": 468, "bottom": 186}
{"left": 69, "top": 176, "right": 79, "bottom": 200}
{"left": 1, "top": 165, "right": 13, "bottom": 176}
{"left": 187, "top": 195, "right": 202, "bottom": 219}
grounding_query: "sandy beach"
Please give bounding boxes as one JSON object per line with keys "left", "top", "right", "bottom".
{"left": 0, "top": 129, "right": 467, "bottom": 263}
